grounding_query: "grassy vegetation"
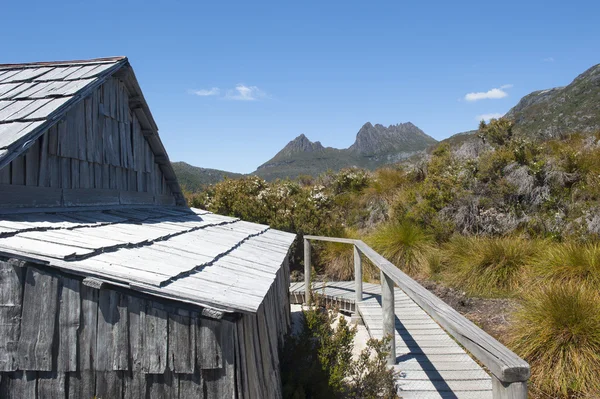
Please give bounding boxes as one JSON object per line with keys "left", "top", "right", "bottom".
{"left": 189, "top": 120, "right": 600, "bottom": 398}
{"left": 532, "top": 242, "right": 600, "bottom": 287}
{"left": 367, "top": 221, "right": 431, "bottom": 275}
{"left": 318, "top": 229, "right": 359, "bottom": 281}
{"left": 509, "top": 283, "right": 600, "bottom": 398}
{"left": 443, "top": 236, "right": 537, "bottom": 297}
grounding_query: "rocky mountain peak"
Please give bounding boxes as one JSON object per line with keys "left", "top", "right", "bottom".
{"left": 349, "top": 121, "right": 436, "bottom": 155}
{"left": 264, "top": 134, "right": 325, "bottom": 164}
{"left": 284, "top": 134, "right": 324, "bottom": 153}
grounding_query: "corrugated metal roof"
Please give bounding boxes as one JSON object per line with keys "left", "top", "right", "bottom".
{"left": 0, "top": 206, "right": 296, "bottom": 313}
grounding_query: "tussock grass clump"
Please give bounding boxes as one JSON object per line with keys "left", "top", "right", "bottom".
{"left": 320, "top": 239, "right": 357, "bottom": 281}
{"left": 533, "top": 242, "right": 600, "bottom": 287}
{"left": 318, "top": 228, "right": 359, "bottom": 281}
{"left": 367, "top": 221, "right": 431, "bottom": 275}
{"left": 319, "top": 229, "right": 379, "bottom": 282}
{"left": 510, "top": 283, "right": 600, "bottom": 397}
{"left": 444, "top": 236, "right": 536, "bottom": 296}
{"left": 423, "top": 249, "right": 445, "bottom": 278}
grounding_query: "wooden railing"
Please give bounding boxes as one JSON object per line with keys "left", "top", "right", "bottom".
{"left": 303, "top": 235, "right": 530, "bottom": 399}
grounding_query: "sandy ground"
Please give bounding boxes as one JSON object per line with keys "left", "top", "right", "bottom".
{"left": 290, "top": 304, "right": 371, "bottom": 359}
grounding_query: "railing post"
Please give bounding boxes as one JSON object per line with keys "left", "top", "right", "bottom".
{"left": 381, "top": 270, "right": 395, "bottom": 365}
{"left": 354, "top": 245, "right": 362, "bottom": 303}
{"left": 304, "top": 238, "right": 311, "bottom": 305}
{"left": 492, "top": 376, "right": 528, "bottom": 399}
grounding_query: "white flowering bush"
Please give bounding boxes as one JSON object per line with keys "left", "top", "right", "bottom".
{"left": 331, "top": 168, "right": 371, "bottom": 194}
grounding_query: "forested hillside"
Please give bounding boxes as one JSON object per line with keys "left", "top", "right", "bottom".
{"left": 171, "top": 161, "right": 243, "bottom": 192}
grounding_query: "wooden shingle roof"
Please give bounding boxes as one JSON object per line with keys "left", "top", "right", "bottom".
{"left": 0, "top": 206, "right": 296, "bottom": 313}
{"left": 0, "top": 56, "right": 185, "bottom": 205}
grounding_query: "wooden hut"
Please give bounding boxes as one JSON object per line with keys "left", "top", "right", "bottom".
{"left": 0, "top": 57, "right": 296, "bottom": 399}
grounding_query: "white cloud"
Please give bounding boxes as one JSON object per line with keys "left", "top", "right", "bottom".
{"left": 476, "top": 113, "right": 504, "bottom": 122}
{"left": 465, "top": 86, "right": 511, "bottom": 101}
{"left": 500, "top": 84, "right": 513, "bottom": 89}
{"left": 543, "top": 57, "right": 555, "bottom": 63}
{"left": 189, "top": 87, "right": 220, "bottom": 96}
{"left": 225, "top": 84, "right": 267, "bottom": 101}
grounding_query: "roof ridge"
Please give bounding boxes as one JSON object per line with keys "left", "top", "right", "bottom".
{"left": 0, "top": 56, "right": 127, "bottom": 70}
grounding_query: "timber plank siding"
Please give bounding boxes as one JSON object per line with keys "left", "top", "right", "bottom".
{"left": 0, "top": 259, "right": 291, "bottom": 398}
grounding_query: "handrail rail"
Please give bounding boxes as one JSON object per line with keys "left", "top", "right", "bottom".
{"left": 303, "top": 235, "right": 530, "bottom": 399}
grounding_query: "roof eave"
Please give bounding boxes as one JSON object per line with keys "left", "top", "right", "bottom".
{"left": 113, "top": 62, "right": 186, "bottom": 205}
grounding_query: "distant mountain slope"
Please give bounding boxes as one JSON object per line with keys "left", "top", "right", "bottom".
{"left": 506, "top": 63, "right": 600, "bottom": 138}
{"left": 172, "top": 162, "right": 243, "bottom": 192}
{"left": 254, "top": 122, "right": 437, "bottom": 180}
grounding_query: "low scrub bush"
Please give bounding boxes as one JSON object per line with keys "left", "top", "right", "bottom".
{"left": 281, "top": 296, "right": 397, "bottom": 398}
{"left": 510, "top": 283, "right": 600, "bottom": 398}
{"left": 367, "top": 220, "right": 431, "bottom": 275}
{"left": 192, "top": 176, "right": 343, "bottom": 236}
{"left": 479, "top": 118, "right": 514, "bottom": 147}
{"left": 532, "top": 242, "right": 600, "bottom": 287}
{"left": 444, "top": 236, "right": 536, "bottom": 296}
{"left": 347, "top": 336, "right": 397, "bottom": 399}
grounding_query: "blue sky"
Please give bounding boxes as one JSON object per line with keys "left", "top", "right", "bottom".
{"left": 2, "top": 0, "right": 599, "bottom": 173}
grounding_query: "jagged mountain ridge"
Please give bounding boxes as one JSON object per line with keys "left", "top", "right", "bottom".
{"left": 349, "top": 122, "right": 436, "bottom": 155}
{"left": 254, "top": 122, "right": 437, "bottom": 180}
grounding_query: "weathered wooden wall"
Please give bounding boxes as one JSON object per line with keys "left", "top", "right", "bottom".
{"left": 0, "top": 77, "right": 176, "bottom": 208}
{"left": 0, "top": 257, "right": 291, "bottom": 399}
{"left": 236, "top": 262, "right": 291, "bottom": 399}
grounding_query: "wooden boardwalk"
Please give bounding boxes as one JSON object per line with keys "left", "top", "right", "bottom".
{"left": 290, "top": 281, "right": 493, "bottom": 399}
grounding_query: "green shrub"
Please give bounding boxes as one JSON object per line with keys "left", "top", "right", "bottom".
{"left": 347, "top": 336, "right": 397, "bottom": 399}
{"left": 510, "top": 283, "right": 600, "bottom": 398}
{"left": 444, "top": 236, "right": 536, "bottom": 296}
{"left": 195, "top": 176, "right": 343, "bottom": 236}
{"left": 305, "top": 305, "right": 355, "bottom": 394}
{"left": 281, "top": 297, "right": 397, "bottom": 398}
{"left": 479, "top": 118, "right": 513, "bottom": 147}
{"left": 532, "top": 242, "right": 600, "bottom": 287}
{"left": 477, "top": 147, "right": 514, "bottom": 183}
{"left": 367, "top": 221, "right": 431, "bottom": 275}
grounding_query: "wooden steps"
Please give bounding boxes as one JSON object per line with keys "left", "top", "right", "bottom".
{"left": 290, "top": 281, "right": 493, "bottom": 399}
